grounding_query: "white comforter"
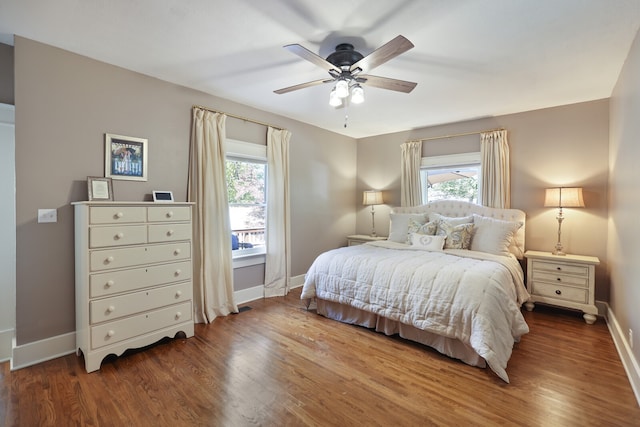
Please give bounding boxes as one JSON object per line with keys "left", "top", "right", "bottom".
{"left": 301, "top": 241, "right": 530, "bottom": 382}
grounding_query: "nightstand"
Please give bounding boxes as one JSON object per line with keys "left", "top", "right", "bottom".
{"left": 347, "top": 234, "right": 387, "bottom": 246}
{"left": 524, "top": 250, "right": 600, "bottom": 324}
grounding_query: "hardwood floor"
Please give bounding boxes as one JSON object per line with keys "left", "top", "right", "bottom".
{"left": 1, "top": 287, "right": 638, "bottom": 426}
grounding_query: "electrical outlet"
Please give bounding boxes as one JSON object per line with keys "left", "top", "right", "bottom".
{"left": 37, "top": 208, "right": 57, "bottom": 223}
{"left": 630, "top": 329, "right": 634, "bottom": 349}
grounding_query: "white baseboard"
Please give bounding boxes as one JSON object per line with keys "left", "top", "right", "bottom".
{"left": 290, "top": 274, "right": 305, "bottom": 289}
{"left": 604, "top": 303, "right": 640, "bottom": 406}
{"left": 0, "top": 328, "right": 14, "bottom": 363}
{"left": 234, "top": 285, "right": 265, "bottom": 305}
{"left": 11, "top": 331, "right": 76, "bottom": 371}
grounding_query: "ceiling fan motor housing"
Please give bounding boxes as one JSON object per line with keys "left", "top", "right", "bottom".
{"left": 326, "top": 43, "right": 364, "bottom": 69}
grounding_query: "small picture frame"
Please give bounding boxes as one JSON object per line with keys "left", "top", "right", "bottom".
{"left": 152, "top": 191, "right": 174, "bottom": 202}
{"left": 105, "top": 133, "right": 148, "bottom": 181}
{"left": 87, "top": 176, "right": 114, "bottom": 201}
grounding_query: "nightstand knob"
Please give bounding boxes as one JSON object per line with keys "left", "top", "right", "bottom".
{"left": 555, "top": 289, "right": 562, "bottom": 295}
{"left": 115, "top": 232, "right": 124, "bottom": 240}
{"left": 106, "top": 256, "right": 114, "bottom": 263}
{"left": 174, "top": 248, "right": 181, "bottom": 255}
{"left": 107, "top": 305, "right": 115, "bottom": 313}
{"left": 167, "top": 229, "right": 174, "bottom": 236}
{"left": 107, "top": 330, "right": 115, "bottom": 337}
{"left": 557, "top": 277, "right": 562, "bottom": 282}
{"left": 106, "top": 280, "right": 114, "bottom": 288}
{"left": 167, "top": 211, "right": 174, "bottom": 218}
{"left": 556, "top": 267, "right": 562, "bottom": 271}
{"left": 115, "top": 212, "right": 124, "bottom": 219}
{"left": 175, "top": 311, "right": 182, "bottom": 319}
{"left": 176, "top": 290, "right": 182, "bottom": 298}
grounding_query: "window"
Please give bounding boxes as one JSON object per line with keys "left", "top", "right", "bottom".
{"left": 420, "top": 152, "right": 481, "bottom": 204}
{"left": 226, "top": 139, "right": 267, "bottom": 259}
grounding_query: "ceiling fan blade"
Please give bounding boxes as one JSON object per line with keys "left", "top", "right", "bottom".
{"left": 357, "top": 75, "right": 417, "bottom": 93}
{"left": 274, "top": 78, "right": 333, "bottom": 94}
{"left": 350, "top": 35, "right": 414, "bottom": 74}
{"left": 283, "top": 44, "right": 341, "bottom": 74}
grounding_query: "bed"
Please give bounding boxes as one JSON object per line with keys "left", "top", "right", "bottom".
{"left": 301, "top": 200, "right": 530, "bottom": 383}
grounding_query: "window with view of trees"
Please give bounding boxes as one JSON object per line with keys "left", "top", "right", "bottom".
{"left": 420, "top": 152, "right": 481, "bottom": 204}
{"left": 226, "top": 157, "right": 267, "bottom": 254}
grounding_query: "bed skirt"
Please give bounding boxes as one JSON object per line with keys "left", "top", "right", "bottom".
{"left": 316, "top": 298, "right": 486, "bottom": 369}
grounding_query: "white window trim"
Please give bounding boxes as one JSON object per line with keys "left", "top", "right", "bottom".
{"left": 226, "top": 139, "right": 267, "bottom": 267}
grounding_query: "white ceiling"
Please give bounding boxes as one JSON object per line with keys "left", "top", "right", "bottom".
{"left": 1, "top": 0, "right": 640, "bottom": 138}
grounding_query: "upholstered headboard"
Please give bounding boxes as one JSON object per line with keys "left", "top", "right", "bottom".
{"left": 392, "top": 200, "right": 526, "bottom": 259}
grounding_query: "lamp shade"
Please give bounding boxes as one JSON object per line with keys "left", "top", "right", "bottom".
{"left": 363, "top": 190, "right": 383, "bottom": 206}
{"left": 544, "top": 187, "right": 585, "bottom": 208}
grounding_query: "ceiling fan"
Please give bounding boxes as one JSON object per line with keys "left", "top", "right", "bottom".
{"left": 274, "top": 35, "right": 417, "bottom": 106}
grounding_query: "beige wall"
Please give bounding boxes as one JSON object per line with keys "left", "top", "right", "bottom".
{"left": 13, "top": 37, "right": 356, "bottom": 345}
{"left": 356, "top": 99, "right": 610, "bottom": 300}
{"left": 609, "top": 27, "right": 640, "bottom": 368}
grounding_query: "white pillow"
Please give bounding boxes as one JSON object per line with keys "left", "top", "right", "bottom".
{"left": 470, "top": 214, "right": 523, "bottom": 257}
{"left": 388, "top": 213, "right": 428, "bottom": 243}
{"left": 429, "top": 213, "right": 474, "bottom": 226}
{"left": 410, "top": 233, "right": 446, "bottom": 251}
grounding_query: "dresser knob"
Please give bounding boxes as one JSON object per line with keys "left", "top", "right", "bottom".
{"left": 107, "top": 330, "right": 115, "bottom": 337}
{"left": 176, "top": 290, "right": 182, "bottom": 297}
{"left": 175, "top": 311, "right": 182, "bottom": 319}
{"left": 556, "top": 277, "right": 562, "bottom": 281}
{"left": 175, "top": 269, "right": 181, "bottom": 276}
{"left": 556, "top": 267, "right": 561, "bottom": 270}
{"left": 555, "top": 289, "right": 562, "bottom": 295}
{"left": 106, "top": 280, "right": 114, "bottom": 288}
{"left": 115, "top": 232, "right": 124, "bottom": 240}
{"left": 107, "top": 305, "right": 115, "bottom": 313}
{"left": 106, "top": 256, "right": 114, "bottom": 263}
{"left": 174, "top": 248, "right": 181, "bottom": 255}
{"left": 115, "top": 212, "right": 124, "bottom": 219}
{"left": 167, "top": 211, "right": 174, "bottom": 218}
{"left": 167, "top": 229, "right": 174, "bottom": 236}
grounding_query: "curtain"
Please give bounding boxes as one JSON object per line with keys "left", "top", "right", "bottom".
{"left": 264, "top": 127, "right": 292, "bottom": 297}
{"left": 187, "top": 107, "right": 237, "bottom": 323}
{"left": 481, "top": 129, "right": 511, "bottom": 208}
{"left": 400, "top": 140, "right": 422, "bottom": 207}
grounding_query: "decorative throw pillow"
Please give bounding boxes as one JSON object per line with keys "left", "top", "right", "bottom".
{"left": 388, "top": 213, "right": 428, "bottom": 243}
{"left": 436, "top": 222, "right": 475, "bottom": 249}
{"left": 408, "top": 218, "right": 437, "bottom": 239}
{"left": 470, "top": 214, "right": 523, "bottom": 257}
{"left": 410, "top": 233, "right": 446, "bottom": 251}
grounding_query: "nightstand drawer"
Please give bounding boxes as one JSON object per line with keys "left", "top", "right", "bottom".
{"left": 531, "top": 281, "right": 588, "bottom": 304}
{"left": 532, "top": 270, "right": 588, "bottom": 288}
{"left": 531, "top": 260, "right": 588, "bottom": 277}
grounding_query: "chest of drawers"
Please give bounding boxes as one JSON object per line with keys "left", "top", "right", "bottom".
{"left": 73, "top": 201, "right": 195, "bottom": 372}
{"left": 524, "top": 250, "right": 600, "bottom": 324}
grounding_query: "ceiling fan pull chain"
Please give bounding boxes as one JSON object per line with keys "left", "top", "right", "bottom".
{"left": 344, "top": 102, "right": 349, "bottom": 128}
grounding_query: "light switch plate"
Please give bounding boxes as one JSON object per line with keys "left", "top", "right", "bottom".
{"left": 38, "top": 209, "right": 57, "bottom": 223}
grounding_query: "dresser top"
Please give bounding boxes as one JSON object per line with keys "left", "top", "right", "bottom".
{"left": 72, "top": 201, "right": 194, "bottom": 206}
{"left": 524, "top": 250, "right": 600, "bottom": 265}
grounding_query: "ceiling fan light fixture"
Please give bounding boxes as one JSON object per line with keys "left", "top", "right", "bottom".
{"left": 335, "top": 79, "right": 349, "bottom": 98}
{"left": 329, "top": 87, "right": 342, "bottom": 106}
{"left": 351, "top": 84, "right": 364, "bottom": 104}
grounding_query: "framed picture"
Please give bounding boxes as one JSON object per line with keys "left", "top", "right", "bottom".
{"left": 87, "top": 176, "right": 114, "bottom": 201}
{"left": 152, "top": 191, "right": 174, "bottom": 202}
{"left": 105, "top": 133, "right": 148, "bottom": 181}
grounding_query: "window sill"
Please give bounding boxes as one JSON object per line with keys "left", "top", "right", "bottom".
{"left": 232, "top": 251, "right": 266, "bottom": 268}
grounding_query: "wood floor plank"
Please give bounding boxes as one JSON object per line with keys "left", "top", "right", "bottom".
{"left": 1, "top": 287, "right": 638, "bottom": 426}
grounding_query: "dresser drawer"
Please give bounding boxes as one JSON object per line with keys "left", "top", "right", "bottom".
{"left": 90, "top": 282, "right": 192, "bottom": 323}
{"left": 531, "top": 281, "right": 588, "bottom": 304}
{"left": 531, "top": 260, "right": 588, "bottom": 277}
{"left": 532, "top": 270, "right": 588, "bottom": 288}
{"left": 90, "top": 301, "right": 192, "bottom": 350}
{"left": 89, "top": 261, "right": 192, "bottom": 298}
{"left": 148, "top": 206, "right": 191, "bottom": 222}
{"left": 90, "top": 242, "right": 191, "bottom": 271}
{"left": 90, "top": 206, "right": 146, "bottom": 224}
{"left": 148, "top": 223, "right": 192, "bottom": 243}
{"left": 90, "top": 225, "right": 147, "bottom": 248}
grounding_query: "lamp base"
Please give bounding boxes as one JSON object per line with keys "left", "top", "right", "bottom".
{"left": 552, "top": 249, "right": 566, "bottom": 256}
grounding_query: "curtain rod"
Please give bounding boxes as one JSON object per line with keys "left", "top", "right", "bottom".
{"left": 192, "top": 105, "right": 284, "bottom": 131}
{"left": 410, "top": 127, "right": 505, "bottom": 143}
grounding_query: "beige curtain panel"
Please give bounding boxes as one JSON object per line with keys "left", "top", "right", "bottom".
{"left": 264, "top": 127, "right": 292, "bottom": 297}
{"left": 481, "top": 129, "right": 511, "bottom": 209}
{"left": 401, "top": 140, "right": 423, "bottom": 207}
{"left": 188, "top": 107, "right": 238, "bottom": 323}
